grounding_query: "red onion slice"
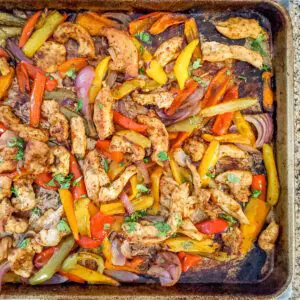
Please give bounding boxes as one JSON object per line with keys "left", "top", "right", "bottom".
{"left": 135, "top": 161, "right": 150, "bottom": 184}
{"left": 0, "top": 261, "right": 10, "bottom": 291}
{"left": 120, "top": 192, "right": 134, "bottom": 214}
{"left": 111, "top": 239, "right": 126, "bottom": 266}
{"left": 6, "top": 39, "right": 33, "bottom": 64}
{"left": 104, "top": 270, "right": 140, "bottom": 282}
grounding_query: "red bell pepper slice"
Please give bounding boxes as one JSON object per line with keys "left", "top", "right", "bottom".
{"left": 34, "top": 172, "right": 59, "bottom": 190}
{"left": 0, "top": 47, "right": 10, "bottom": 59}
{"left": 45, "top": 76, "right": 58, "bottom": 92}
{"left": 251, "top": 174, "right": 267, "bottom": 201}
{"left": 90, "top": 212, "right": 114, "bottom": 242}
{"left": 29, "top": 72, "right": 46, "bottom": 127}
{"left": 178, "top": 252, "right": 202, "bottom": 272}
{"left": 34, "top": 247, "right": 57, "bottom": 268}
{"left": 113, "top": 111, "right": 147, "bottom": 133}
{"left": 70, "top": 154, "right": 87, "bottom": 200}
{"left": 171, "top": 132, "right": 191, "bottom": 150}
{"left": 96, "top": 140, "right": 124, "bottom": 163}
{"left": 77, "top": 235, "right": 102, "bottom": 249}
{"left": 0, "top": 122, "right": 7, "bottom": 136}
{"left": 195, "top": 218, "right": 229, "bottom": 234}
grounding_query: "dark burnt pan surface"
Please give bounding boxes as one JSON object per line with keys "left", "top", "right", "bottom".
{"left": 0, "top": 0, "right": 294, "bottom": 298}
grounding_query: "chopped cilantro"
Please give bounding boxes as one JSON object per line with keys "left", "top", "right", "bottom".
{"left": 191, "top": 58, "right": 201, "bottom": 70}
{"left": 137, "top": 184, "right": 149, "bottom": 193}
{"left": 31, "top": 207, "right": 41, "bottom": 216}
{"left": 226, "top": 69, "right": 231, "bottom": 75}
{"left": 138, "top": 67, "right": 145, "bottom": 75}
{"left": 182, "top": 241, "right": 193, "bottom": 250}
{"left": 251, "top": 189, "right": 262, "bottom": 198}
{"left": 103, "top": 159, "right": 109, "bottom": 173}
{"left": 65, "top": 67, "right": 77, "bottom": 80}
{"left": 135, "top": 32, "right": 151, "bottom": 44}
{"left": 206, "top": 172, "right": 215, "bottom": 179}
{"left": 189, "top": 115, "right": 200, "bottom": 125}
{"left": 157, "top": 151, "right": 168, "bottom": 162}
{"left": 175, "top": 214, "right": 183, "bottom": 227}
{"left": 17, "top": 238, "right": 30, "bottom": 249}
{"left": 72, "top": 176, "right": 82, "bottom": 187}
{"left": 251, "top": 34, "right": 267, "bottom": 56}
{"left": 57, "top": 219, "right": 71, "bottom": 233}
{"left": 227, "top": 173, "right": 240, "bottom": 183}
{"left": 125, "top": 210, "right": 146, "bottom": 223}
{"left": 192, "top": 76, "right": 208, "bottom": 87}
{"left": 153, "top": 221, "right": 171, "bottom": 237}
{"left": 46, "top": 173, "right": 73, "bottom": 189}
{"left": 219, "top": 213, "right": 238, "bottom": 226}
{"left": 143, "top": 157, "right": 149, "bottom": 163}
{"left": 125, "top": 222, "right": 137, "bottom": 233}
{"left": 103, "top": 223, "right": 111, "bottom": 230}
{"left": 80, "top": 194, "right": 87, "bottom": 199}
{"left": 75, "top": 99, "right": 83, "bottom": 113}
{"left": 238, "top": 75, "right": 247, "bottom": 81}
{"left": 262, "top": 64, "right": 271, "bottom": 72}
{"left": 97, "top": 103, "right": 103, "bottom": 110}
{"left": 7, "top": 137, "right": 25, "bottom": 161}
{"left": 139, "top": 45, "right": 145, "bottom": 56}
{"left": 11, "top": 186, "right": 18, "bottom": 197}
{"left": 119, "top": 161, "right": 124, "bottom": 167}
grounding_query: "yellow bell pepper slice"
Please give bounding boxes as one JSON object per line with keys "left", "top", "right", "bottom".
{"left": 164, "top": 237, "right": 218, "bottom": 253}
{"left": 202, "top": 133, "right": 252, "bottom": 145}
{"left": 0, "top": 67, "right": 14, "bottom": 99}
{"left": 146, "top": 59, "right": 168, "bottom": 85}
{"left": 88, "top": 56, "right": 111, "bottom": 103}
{"left": 59, "top": 189, "right": 79, "bottom": 241}
{"left": 167, "top": 115, "right": 204, "bottom": 133}
{"left": 263, "top": 144, "right": 280, "bottom": 206}
{"left": 74, "top": 198, "right": 91, "bottom": 237}
{"left": 102, "top": 236, "right": 112, "bottom": 261}
{"left": 88, "top": 201, "right": 99, "bottom": 217}
{"left": 129, "top": 174, "right": 138, "bottom": 200}
{"left": 174, "top": 39, "right": 199, "bottom": 90}
{"left": 111, "top": 79, "right": 145, "bottom": 100}
{"left": 142, "top": 79, "right": 162, "bottom": 92}
{"left": 131, "top": 37, "right": 152, "bottom": 62}
{"left": 107, "top": 160, "right": 128, "bottom": 181}
{"left": 240, "top": 197, "right": 270, "bottom": 255}
{"left": 100, "top": 195, "right": 154, "bottom": 215}
{"left": 65, "top": 264, "right": 119, "bottom": 285}
{"left": 200, "top": 97, "right": 258, "bottom": 117}
{"left": 233, "top": 111, "right": 256, "bottom": 146}
{"left": 169, "top": 151, "right": 185, "bottom": 184}
{"left": 184, "top": 18, "right": 202, "bottom": 59}
{"left": 198, "top": 140, "right": 220, "bottom": 186}
{"left": 148, "top": 166, "right": 163, "bottom": 215}
{"left": 23, "top": 11, "right": 65, "bottom": 57}
{"left": 116, "top": 130, "right": 151, "bottom": 148}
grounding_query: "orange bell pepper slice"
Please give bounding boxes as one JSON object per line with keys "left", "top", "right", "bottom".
{"left": 105, "top": 257, "right": 145, "bottom": 274}
{"left": 171, "top": 132, "right": 191, "bottom": 150}
{"left": 212, "top": 85, "right": 238, "bottom": 136}
{"left": 251, "top": 174, "right": 267, "bottom": 201}
{"left": 70, "top": 154, "right": 87, "bottom": 200}
{"left": 184, "top": 18, "right": 202, "bottom": 59}
{"left": 77, "top": 235, "right": 102, "bottom": 249}
{"left": 165, "top": 79, "right": 198, "bottom": 116}
{"left": 149, "top": 13, "right": 187, "bottom": 35}
{"left": 57, "top": 58, "right": 88, "bottom": 78}
{"left": 113, "top": 111, "right": 147, "bottom": 133}
{"left": 0, "top": 67, "right": 14, "bottom": 99}
{"left": 178, "top": 252, "right": 202, "bottom": 272}
{"left": 129, "top": 12, "right": 166, "bottom": 35}
{"left": 202, "top": 67, "right": 232, "bottom": 108}
{"left": 19, "top": 11, "right": 42, "bottom": 48}
{"left": 29, "top": 72, "right": 46, "bottom": 127}
{"left": 262, "top": 72, "right": 273, "bottom": 111}
{"left": 96, "top": 140, "right": 124, "bottom": 163}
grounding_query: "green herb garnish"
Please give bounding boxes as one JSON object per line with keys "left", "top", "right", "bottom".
{"left": 251, "top": 34, "right": 267, "bottom": 56}
{"left": 57, "top": 219, "right": 71, "bottom": 233}
{"left": 153, "top": 221, "right": 171, "bottom": 237}
{"left": 219, "top": 213, "right": 238, "bottom": 226}
{"left": 135, "top": 32, "right": 151, "bottom": 44}
{"left": 7, "top": 137, "right": 25, "bottom": 161}
{"left": 157, "top": 151, "right": 168, "bottom": 162}
{"left": 227, "top": 173, "right": 240, "bottom": 183}
{"left": 262, "top": 64, "right": 271, "bottom": 72}
{"left": 238, "top": 75, "right": 247, "bottom": 81}
{"left": 139, "top": 45, "right": 145, "bottom": 56}
{"left": 143, "top": 157, "right": 149, "bottom": 163}
{"left": 226, "top": 69, "right": 231, "bottom": 75}
{"left": 191, "top": 58, "right": 201, "bottom": 70}
{"left": 46, "top": 173, "right": 73, "bottom": 189}
{"left": 251, "top": 189, "right": 262, "bottom": 198}
{"left": 125, "top": 222, "right": 137, "bottom": 233}
{"left": 103, "top": 223, "right": 111, "bottom": 230}
{"left": 11, "top": 186, "right": 18, "bottom": 197}
{"left": 192, "top": 76, "right": 208, "bottom": 87}
{"left": 103, "top": 159, "right": 109, "bottom": 173}
{"left": 137, "top": 184, "right": 149, "bottom": 193}
{"left": 0, "top": 156, "right": 3, "bottom": 164}
{"left": 31, "top": 207, "right": 41, "bottom": 216}
{"left": 125, "top": 210, "right": 147, "bottom": 223}
{"left": 189, "top": 115, "right": 200, "bottom": 125}
{"left": 119, "top": 161, "right": 124, "bottom": 167}
{"left": 97, "top": 103, "right": 103, "bottom": 110}
{"left": 182, "top": 241, "right": 193, "bottom": 250}
{"left": 75, "top": 99, "right": 83, "bottom": 113}
{"left": 138, "top": 67, "right": 145, "bottom": 75}
{"left": 17, "top": 238, "right": 30, "bottom": 249}
{"left": 65, "top": 68, "right": 77, "bottom": 80}
{"left": 206, "top": 172, "right": 215, "bottom": 179}
{"left": 72, "top": 176, "right": 82, "bottom": 187}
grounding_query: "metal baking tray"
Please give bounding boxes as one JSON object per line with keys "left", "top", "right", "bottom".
{"left": 1, "top": 0, "right": 294, "bottom": 298}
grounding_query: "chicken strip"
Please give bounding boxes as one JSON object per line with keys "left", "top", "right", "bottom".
{"left": 216, "top": 17, "right": 268, "bottom": 40}
{"left": 210, "top": 189, "right": 249, "bottom": 224}
{"left": 8, "top": 248, "right": 34, "bottom": 278}
{"left": 48, "top": 112, "right": 69, "bottom": 142}
{"left": 178, "top": 219, "right": 207, "bottom": 241}
{"left": 0, "top": 198, "right": 14, "bottom": 223}
{"left": 41, "top": 100, "right": 60, "bottom": 115}
{"left": 34, "top": 41, "right": 66, "bottom": 72}
{"left": 50, "top": 146, "right": 70, "bottom": 176}
{"left": 99, "top": 27, "right": 138, "bottom": 77}
{"left": 258, "top": 221, "right": 279, "bottom": 252}
{"left": 230, "top": 45, "right": 263, "bottom": 69}
{"left": 24, "top": 140, "right": 52, "bottom": 175}
{"left": 93, "top": 87, "right": 114, "bottom": 140}
{"left": 137, "top": 115, "right": 169, "bottom": 167}
{"left": 154, "top": 36, "right": 184, "bottom": 67}
{"left": 83, "top": 149, "right": 110, "bottom": 202}
{"left": 222, "top": 227, "right": 242, "bottom": 255}
{"left": 4, "top": 215, "right": 28, "bottom": 233}
{"left": 70, "top": 116, "right": 87, "bottom": 157}
{"left": 37, "top": 228, "right": 66, "bottom": 247}
{"left": 98, "top": 165, "right": 137, "bottom": 203}
{"left": 11, "top": 178, "right": 36, "bottom": 211}
{"left": 215, "top": 170, "right": 252, "bottom": 202}
{"left": 219, "top": 144, "right": 247, "bottom": 159}
{"left": 0, "top": 236, "right": 12, "bottom": 262}
{"left": 132, "top": 92, "right": 174, "bottom": 109}
{"left": 183, "top": 138, "right": 206, "bottom": 162}
{"left": 109, "top": 135, "right": 145, "bottom": 162}
{"left": 10, "top": 124, "right": 49, "bottom": 142}
{"left": 0, "top": 143, "right": 18, "bottom": 173}
{"left": 160, "top": 175, "right": 179, "bottom": 215}
{"left": 0, "top": 175, "right": 12, "bottom": 200}
{"left": 0, "top": 106, "right": 20, "bottom": 128}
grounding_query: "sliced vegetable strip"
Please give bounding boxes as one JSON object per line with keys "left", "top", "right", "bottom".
{"left": 70, "top": 154, "right": 87, "bottom": 200}
{"left": 178, "top": 252, "right": 202, "bottom": 272}
{"left": 262, "top": 71, "right": 273, "bottom": 111}
{"left": 58, "top": 58, "right": 88, "bottom": 78}
{"left": 96, "top": 139, "right": 124, "bottom": 163}
{"left": 171, "top": 132, "right": 191, "bottom": 150}
{"left": 113, "top": 111, "right": 147, "bottom": 133}
{"left": 251, "top": 174, "right": 267, "bottom": 201}
{"left": 233, "top": 111, "right": 256, "bottom": 146}
{"left": 129, "top": 12, "right": 165, "bottom": 35}
{"left": 184, "top": 18, "right": 202, "bottom": 59}
{"left": 34, "top": 172, "right": 59, "bottom": 190}
{"left": 0, "top": 67, "right": 14, "bottom": 99}
{"left": 149, "top": 14, "right": 186, "bottom": 35}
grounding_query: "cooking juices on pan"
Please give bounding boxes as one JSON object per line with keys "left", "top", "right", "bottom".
{"left": 0, "top": 9, "right": 279, "bottom": 288}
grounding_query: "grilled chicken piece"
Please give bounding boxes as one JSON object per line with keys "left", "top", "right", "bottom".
{"left": 219, "top": 144, "right": 247, "bottom": 159}
{"left": 202, "top": 41, "right": 263, "bottom": 69}
{"left": 132, "top": 92, "right": 174, "bottom": 109}
{"left": 0, "top": 57, "right": 10, "bottom": 76}
{"left": 210, "top": 189, "right": 249, "bottom": 224}
{"left": 83, "top": 149, "right": 110, "bottom": 202}
{"left": 0, "top": 176, "right": 12, "bottom": 200}
{"left": 216, "top": 17, "right": 268, "bottom": 40}
{"left": 37, "top": 228, "right": 66, "bottom": 247}
{"left": 184, "top": 138, "right": 206, "bottom": 162}
{"left": 109, "top": 135, "right": 145, "bottom": 162}
{"left": 0, "top": 199, "right": 14, "bottom": 223}
{"left": 116, "top": 96, "right": 148, "bottom": 120}
{"left": 222, "top": 227, "right": 242, "bottom": 255}
{"left": 11, "top": 178, "right": 36, "bottom": 211}
{"left": 0, "top": 106, "right": 20, "bottom": 127}
{"left": 98, "top": 165, "right": 137, "bottom": 203}
{"left": 178, "top": 219, "right": 207, "bottom": 241}
{"left": 93, "top": 87, "right": 115, "bottom": 140}
{"left": 0, "top": 144, "right": 18, "bottom": 173}
{"left": 29, "top": 206, "right": 64, "bottom": 232}
{"left": 258, "top": 221, "right": 279, "bottom": 252}
{"left": 24, "top": 140, "right": 52, "bottom": 175}
{"left": 173, "top": 147, "right": 189, "bottom": 167}
{"left": 41, "top": 100, "right": 60, "bottom": 115}
{"left": 99, "top": 27, "right": 138, "bottom": 77}
{"left": 154, "top": 36, "right": 184, "bottom": 67}
{"left": 70, "top": 116, "right": 87, "bottom": 157}
{"left": 215, "top": 170, "right": 252, "bottom": 202}
{"left": 54, "top": 22, "right": 95, "bottom": 58}
{"left": 0, "top": 236, "right": 12, "bottom": 262}
{"left": 48, "top": 112, "right": 69, "bottom": 142}
{"left": 8, "top": 248, "right": 34, "bottom": 278}
{"left": 137, "top": 115, "right": 169, "bottom": 167}
{"left": 10, "top": 124, "right": 49, "bottom": 142}
{"left": 4, "top": 215, "right": 28, "bottom": 233}
{"left": 160, "top": 175, "right": 179, "bottom": 214}
{"left": 34, "top": 41, "right": 66, "bottom": 72}
{"left": 50, "top": 146, "right": 70, "bottom": 176}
